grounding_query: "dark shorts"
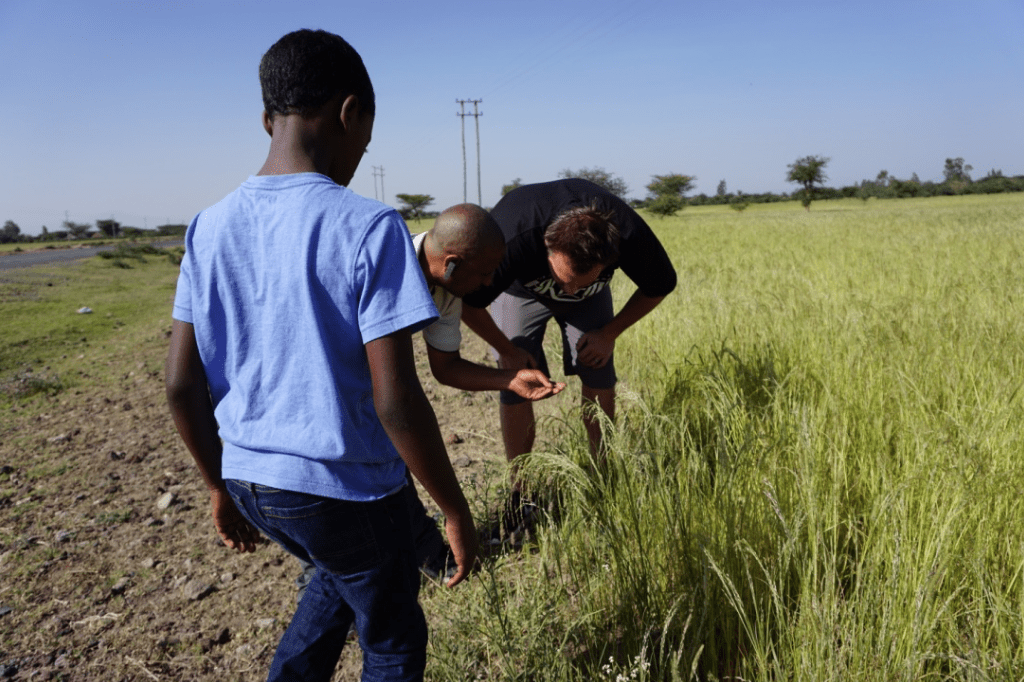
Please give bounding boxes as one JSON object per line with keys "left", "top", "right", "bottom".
{"left": 490, "top": 287, "right": 617, "bottom": 405}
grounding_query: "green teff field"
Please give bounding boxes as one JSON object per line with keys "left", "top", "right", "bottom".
{"left": 2, "top": 194, "right": 1023, "bottom": 680}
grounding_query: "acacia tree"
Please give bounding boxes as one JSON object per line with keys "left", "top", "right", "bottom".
{"left": 786, "top": 155, "right": 830, "bottom": 211}
{"left": 1, "top": 220, "right": 20, "bottom": 243}
{"left": 501, "top": 178, "right": 522, "bottom": 196}
{"left": 63, "top": 219, "right": 92, "bottom": 239}
{"left": 96, "top": 219, "right": 121, "bottom": 237}
{"left": 943, "top": 157, "right": 973, "bottom": 183}
{"left": 395, "top": 194, "right": 434, "bottom": 222}
{"left": 644, "top": 173, "right": 695, "bottom": 218}
{"left": 557, "top": 167, "right": 629, "bottom": 199}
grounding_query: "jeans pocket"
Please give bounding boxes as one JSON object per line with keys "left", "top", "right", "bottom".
{"left": 258, "top": 489, "right": 383, "bottom": 575}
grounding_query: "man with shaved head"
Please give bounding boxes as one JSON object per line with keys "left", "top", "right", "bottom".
{"left": 413, "top": 204, "right": 565, "bottom": 398}
{"left": 295, "top": 204, "right": 563, "bottom": 592}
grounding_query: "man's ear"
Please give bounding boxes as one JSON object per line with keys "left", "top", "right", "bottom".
{"left": 443, "top": 257, "right": 460, "bottom": 280}
{"left": 262, "top": 110, "right": 273, "bottom": 137}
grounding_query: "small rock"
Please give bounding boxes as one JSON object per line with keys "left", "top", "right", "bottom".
{"left": 122, "top": 401, "right": 132, "bottom": 412}
{"left": 444, "top": 432, "right": 463, "bottom": 445}
{"left": 54, "top": 530, "right": 73, "bottom": 544}
{"left": 220, "top": 572, "right": 235, "bottom": 584}
{"left": 76, "top": 307, "right": 92, "bottom": 314}
{"left": 182, "top": 580, "right": 214, "bottom": 601}
{"left": 0, "top": 662, "right": 18, "bottom": 678}
{"left": 255, "top": 617, "right": 277, "bottom": 629}
{"left": 156, "top": 492, "right": 176, "bottom": 511}
{"left": 108, "top": 451, "right": 125, "bottom": 461}
{"left": 453, "top": 455, "right": 471, "bottom": 468}
{"left": 111, "top": 577, "right": 130, "bottom": 595}
{"left": 140, "top": 557, "right": 157, "bottom": 569}
{"left": 0, "top": 465, "right": 12, "bottom": 475}
{"left": 0, "top": 606, "right": 12, "bottom": 618}
{"left": 53, "top": 654, "right": 69, "bottom": 669}
{"left": 47, "top": 434, "right": 69, "bottom": 444}
{"left": 143, "top": 517, "right": 163, "bottom": 527}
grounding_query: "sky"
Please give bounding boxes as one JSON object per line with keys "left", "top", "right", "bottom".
{"left": 1, "top": 0, "right": 1022, "bottom": 235}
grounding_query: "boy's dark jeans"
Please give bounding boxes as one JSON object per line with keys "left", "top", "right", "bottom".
{"left": 225, "top": 479, "right": 427, "bottom": 682}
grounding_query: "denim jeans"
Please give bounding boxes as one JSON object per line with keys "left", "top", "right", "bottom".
{"left": 224, "top": 479, "right": 426, "bottom": 682}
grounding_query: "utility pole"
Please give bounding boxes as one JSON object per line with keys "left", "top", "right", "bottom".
{"left": 457, "top": 99, "right": 483, "bottom": 204}
{"left": 456, "top": 100, "right": 468, "bottom": 202}
{"left": 472, "top": 100, "right": 482, "bottom": 205}
{"left": 372, "top": 166, "right": 382, "bottom": 201}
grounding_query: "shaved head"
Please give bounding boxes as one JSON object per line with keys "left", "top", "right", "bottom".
{"left": 429, "top": 204, "right": 504, "bottom": 259}
{"left": 422, "top": 203, "right": 505, "bottom": 297}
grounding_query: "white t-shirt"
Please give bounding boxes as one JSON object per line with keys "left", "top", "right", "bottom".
{"left": 412, "top": 232, "right": 462, "bottom": 353}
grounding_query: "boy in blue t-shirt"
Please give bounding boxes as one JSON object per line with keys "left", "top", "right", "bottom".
{"left": 165, "top": 29, "right": 477, "bottom": 681}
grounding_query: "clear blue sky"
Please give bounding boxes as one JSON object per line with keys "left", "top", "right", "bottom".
{"left": 2, "top": 0, "right": 1022, "bottom": 235}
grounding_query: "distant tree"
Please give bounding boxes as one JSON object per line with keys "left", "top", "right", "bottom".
{"left": 716, "top": 179, "right": 727, "bottom": 197}
{"left": 395, "top": 193, "right": 434, "bottom": 222}
{"left": 786, "top": 155, "right": 830, "bottom": 211}
{"left": 557, "top": 167, "right": 629, "bottom": 199}
{"left": 910, "top": 172, "right": 921, "bottom": 184}
{"left": 646, "top": 173, "right": 695, "bottom": 199}
{"left": 157, "top": 223, "right": 188, "bottom": 236}
{"left": 645, "top": 195, "right": 685, "bottom": 219}
{"left": 876, "top": 170, "right": 890, "bottom": 187}
{"left": 501, "top": 178, "right": 523, "bottom": 196}
{"left": 943, "top": 157, "right": 973, "bottom": 183}
{"left": 63, "top": 220, "right": 91, "bottom": 239}
{"left": 96, "top": 219, "right": 121, "bottom": 238}
{"left": 1, "top": 220, "right": 21, "bottom": 243}
{"left": 985, "top": 168, "right": 1004, "bottom": 179}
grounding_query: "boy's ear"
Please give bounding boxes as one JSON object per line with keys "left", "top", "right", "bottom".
{"left": 338, "top": 94, "right": 362, "bottom": 133}
{"left": 262, "top": 110, "right": 273, "bottom": 137}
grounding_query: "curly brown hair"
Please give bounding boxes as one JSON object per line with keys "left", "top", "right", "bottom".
{"left": 543, "top": 203, "right": 620, "bottom": 273}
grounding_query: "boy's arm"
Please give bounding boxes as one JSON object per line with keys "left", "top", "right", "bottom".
{"left": 165, "top": 320, "right": 261, "bottom": 553}
{"left": 460, "top": 303, "right": 537, "bottom": 372}
{"left": 366, "top": 329, "right": 478, "bottom": 587}
{"left": 425, "top": 344, "right": 564, "bottom": 400}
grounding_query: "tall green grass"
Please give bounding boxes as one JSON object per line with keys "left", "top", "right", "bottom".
{"left": 423, "top": 194, "right": 1024, "bottom": 680}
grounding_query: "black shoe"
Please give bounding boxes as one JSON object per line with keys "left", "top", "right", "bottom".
{"left": 487, "top": 491, "right": 540, "bottom": 547}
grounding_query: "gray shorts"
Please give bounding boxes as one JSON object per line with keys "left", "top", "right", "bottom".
{"left": 490, "top": 288, "right": 617, "bottom": 405}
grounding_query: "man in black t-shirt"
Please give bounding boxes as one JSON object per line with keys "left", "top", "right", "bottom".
{"left": 462, "top": 179, "right": 677, "bottom": 507}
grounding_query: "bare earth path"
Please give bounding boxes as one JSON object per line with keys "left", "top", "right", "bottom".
{"left": 0, "top": 289, "right": 563, "bottom": 680}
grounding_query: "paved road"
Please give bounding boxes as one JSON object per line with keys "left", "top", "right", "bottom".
{"left": 0, "top": 241, "right": 183, "bottom": 271}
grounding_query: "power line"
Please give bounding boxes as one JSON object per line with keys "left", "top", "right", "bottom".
{"left": 457, "top": 99, "right": 483, "bottom": 204}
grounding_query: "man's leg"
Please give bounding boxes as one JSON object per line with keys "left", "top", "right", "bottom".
{"left": 581, "top": 384, "right": 615, "bottom": 460}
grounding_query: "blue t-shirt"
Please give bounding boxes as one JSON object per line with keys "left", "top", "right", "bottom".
{"left": 172, "top": 173, "right": 438, "bottom": 501}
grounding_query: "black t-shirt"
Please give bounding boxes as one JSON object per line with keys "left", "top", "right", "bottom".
{"left": 463, "top": 178, "right": 677, "bottom": 308}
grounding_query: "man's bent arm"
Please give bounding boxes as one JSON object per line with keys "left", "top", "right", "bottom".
{"left": 425, "top": 344, "right": 564, "bottom": 400}
{"left": 604, "top": 290, "right": 666, "bottom": 340}
{"left": 460, "top": 304, "right": 536, "bottom": 370}
{"left": 366, "top": 329, "right": 478, "bottom": 587}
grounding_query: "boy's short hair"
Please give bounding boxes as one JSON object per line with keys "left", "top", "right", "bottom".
{"left": 259, "top": 29, "right": 375, "bottom": 119}
{"left": 544, "top": 203, "right": 620, "bottom": 273}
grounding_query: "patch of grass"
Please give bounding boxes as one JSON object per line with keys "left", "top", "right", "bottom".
{"left": 0, "top": 368, "right": 64, "bottom": 399}
{"left": 95, "top": 509, "right": 133, "bottom": 526}
{"left": 25, "top": 463, "right": 71, "bottom": 480}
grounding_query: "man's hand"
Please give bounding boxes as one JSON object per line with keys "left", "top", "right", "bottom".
{"left": 576, "top": 328, "right": 616, "bottom": 369}
{"left": 510, "top": 369, "right": 566, "bottom": 401}
{"left": 444, "top": 513, "right": 479, "bottom": 588}
{"left": 498, "top": 345, "right": 537, "bottom": 372}
{"left": 210, "top": 487, "right": 261, "bottom": 553}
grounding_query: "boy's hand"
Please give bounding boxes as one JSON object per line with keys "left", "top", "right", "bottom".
{"left": 443, "top": 514, "right": 479, "bottom": 588}
{"left": 510, "top": 369, "right": 566, "bottom": 401}
{"left": 210, "top": 487, "right": 261, "bottom": 553}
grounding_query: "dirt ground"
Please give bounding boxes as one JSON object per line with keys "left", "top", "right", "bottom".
{"left": 0, "top": 310, "right": 562, "bottom": 680}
